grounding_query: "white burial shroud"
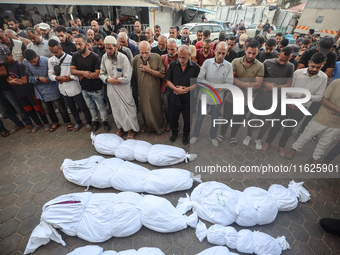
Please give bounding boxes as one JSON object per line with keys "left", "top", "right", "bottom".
{"left": 91, "top": 133, "right": 197, "bottom": 166}
{"left": 24, "top": 192, "right": 198, "bottom": 254}
{"left": 176, "top": 181, "right": 311, "bottom": 227}
{"left": 61, "top": 155, "right": 201, "bottom": 195}
{"left": 67, "top": 245, "right": 240, "bottom": 255}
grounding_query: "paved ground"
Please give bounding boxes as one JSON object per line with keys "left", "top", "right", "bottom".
{"left": 0, "top": 112, "right": 339, "bottom": 255}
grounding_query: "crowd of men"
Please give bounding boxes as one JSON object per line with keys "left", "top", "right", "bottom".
{"left": 0, "top": 19, "right": 339, "bottom": 164}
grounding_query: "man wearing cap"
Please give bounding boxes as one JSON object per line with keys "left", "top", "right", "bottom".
{"left": 166, "top": 45, "right": 200, "bottom": 144}
{"left": 55, "top": 25, "right": 76, "bottom": 55}
{"left": 0, "top": 29, "right": 26, "bottom": 61}
{"left": 7, "top": 18, "right": 28, "bottom": 39}
{"left": 233, "top": 34, "right": 248, "bottom": 54}
{"left": 0, "top": 44, "right": 33, "bottom": 133}
{"left": 38, "top": 23, "right": 57, "bottom": 41}
{"left": 100, "top": 36, "right": 139, "bottom": 138}
{"left": 26, "top": 28, "right": 52, "bottom": 58}
{"left": 289, "top": 44, "right": 300, "bottom": 70}
{"left": 196, "top": 39, "right": 215, "bottom": 67}
{"left": 161, "top": 38, "right": 178, "bottom": 131}
{"left": 181, "top": 34, "right": 196, "bottom": 63}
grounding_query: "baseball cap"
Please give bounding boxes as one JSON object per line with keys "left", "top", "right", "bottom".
{"left": 38, "top": 23, "right": 50, "bottom": 30}
{"left": 319, "top": 36, "right": 334, "bottom": 54}
{"left": 291, "top": 45, "right": 300, "bottom": 56}
{"left": 104, "top": 36, "right": 117, "bottom": 45}
{"left": 239, "top": 34, "right": 248, "bottom": 45}
{"left": 0, "top": 44, "right": 10, "bottom": 60}
{"left": 181, "top": 35, "right": 190, "bottom": 45}
{"left": 296, "top": 37, "right": 304, "bottom": 45}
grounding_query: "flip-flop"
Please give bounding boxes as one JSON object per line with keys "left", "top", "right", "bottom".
{"left": 73, "top": 123, "right": 84, "bottom": 132}
{"left": 50, "top": 123, "right": 60, "bottom": 132}
{"left": 67, "top": 123, "right": 74, "bottom": 132}
{"left": 44, "top": 124, "right": 51, "bottom": 132}
{"left": 32, "top": 125, "right": 42, "bottom": 133}
{"left": 1, "top": 129, "right": 10, "bottom": 137}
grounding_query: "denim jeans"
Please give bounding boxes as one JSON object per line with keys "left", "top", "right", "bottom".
{"left": 193, "top": 100, "right": 221, "bottom": 139}
{"left": 62, "top": 93, "right": 92, "bottom": 125}
{"left": 0, "top": 90, "right": 32, "bottom": 126}
{"left": 82, "top": 90, "right": 108, "bottom": 122}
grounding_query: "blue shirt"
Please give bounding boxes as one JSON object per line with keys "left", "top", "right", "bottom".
{"left": 24, "top": 56, "right": 61, "bottom": 102}
{"left": 332, "top": 61, "right": 340, "bottom": 80}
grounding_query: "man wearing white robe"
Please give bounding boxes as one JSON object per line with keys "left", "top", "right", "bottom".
{"left": 100, "top": 36, "right": 139, "bottom": 138}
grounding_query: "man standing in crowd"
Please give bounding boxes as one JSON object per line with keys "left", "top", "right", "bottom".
{"left": 51, "top": 19, "right": 58, "bottom": 34}
{"left": 5, "top": 29, "right": 31, "bottom": 47}
{"left": 192, "top": 30, "right": 203, "bottom": 46}
{"left": 118, "top": 32, "right": 138, "bottom": 57}
{"left": 196, "top": 39, "right": 215, "bottom": 67}
{"left": 39, "top": 23, "right": 58, "bottom": 41}
{"left": 91, "top": 20, "right": 107, "bottom": 39}
{"left": 48, "top": 39, "right": 92, "bottom": 132}
{"left": 195, "top": 30, "right": 210, "bottom": 50}
{"left": 71, "top": 34, "right": 110, "bottom": 132}
{"left": 218, "top": 40, "right": 264, "bottom": 146}
{"left": 132, "top": 41, "right": 166, "bottom": 134}
{"left": 243, "top": 47, "right": 294, "bottom": 150}
{"left": 0, "top": 29, "right": 25, "bottom": 61}
{"left": 181, "top": 35, "right": 197, "bottom": 68}
{"left": 274, "top": 33, "right": 283, "bottom": 46}
{"left": 70, "top": 19, "right": 85, "bottom": 35}
{"left": 151, "top": 35, "right": 167, "bottom": 56}
{"left": 92, "top": 34, "right": 106, "bottom": 59}
{"left": 262, "top": 53, "right": 328, "bottom": 156}
{"left": 166, "top": 45, "right": 200, "bottom": 144}
{"left": 191, "top": 42, "right": 233, "bottom": 146}
{"left": 262, "top": 20, "right": 270, "bottom": 37}
{"left": 130, "top": 21, "right": 144, "bottom": 43}
{"left": 55, "top": 25, "right": 77, "bottom": 55}
{"left": 0, "top": 45, "right": 33, "bottom": 133}
{"left": 286, "top": 79, "right": 340, "bottom": 165}
{"left": 169, "top": 26, "right": 177, "bottom": 39}
{"left": 7, "top": 18, "right": 28, "bottom": 38}
{"left": 86, "top": 29, "right": 95, "bottom": 41}
{"left": 145, "top": 27, "right": 157, "bottom": 48}
{"left": 100, "top": 36, "right": 139, "bottom": 138}
{"left": 26, "top": 29, "right": 53, "bottom": 58}
{"left": 233, "top": 34, "right": 248, "bottom": 54}
{"left": 23, "top": 49, "right": 71, "bottom": 132}
{"left": 225, "top": 36, "right": 239, "bottom": 63}
{"left": 161, "top": 38, "right": 178, "bottom": 132}
{"left": 256, "top": 38, "right": 278, "bottom": 63}
{"left": 154, "top": 25, "right": 161, "bottom": 41}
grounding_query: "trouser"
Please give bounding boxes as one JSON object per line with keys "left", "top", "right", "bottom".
{"left": 131, "top": 76, "right": 139, "bottom": 109}
{"left": 323, "top": 142, "right": 340, "bottom": 163}
{"left": 221, "top": 100, "right": 248, "bottom": 138}
{"left": 0, "top": 118, "right": 4, "bottom": 131}
{"left": 18, "top": 95, "right": 49, "bottom": 126}
{"left": 62, "top": 93, "right": 92, "bottom": 125}
{"left": 103, "top": 84, "right": 111, "bottom": 111}
{"left": 255, "top": 30, "right": 260, "bottom": 38}
{"left": 162, "top": 89, "right": 171, "bottom": 124}
{"left": 0, "top": 90, "right": 32, "bottom": 126}
{"left": 40, "top": 97, "right": 71, "bottom": 124}
{"left": 299, "top": 101, "right": 321, "bottom": 133}
{"left": 292, "top": 119, "right": 340, "bottom": 161}
{"left": 193, "top": 100, "right": 221, "bottom": 139}
{"left": 82, "top": 89, "right": 108, "bottom": 122}
{"left": 170, "top": 101, "right": 190, "bottom": 136}
{"left": 266, "top": 105, "right": 305, "bottom": 148}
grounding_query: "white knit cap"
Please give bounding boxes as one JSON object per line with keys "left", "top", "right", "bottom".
{"left": 104, "top": 36, "right": 117, "bottom": 45}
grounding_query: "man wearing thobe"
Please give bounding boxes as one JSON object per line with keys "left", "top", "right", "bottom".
{"left": 100, "top": 36, "right": 139, "bottom": 139}
{"left": 132, "top": 41, "right": 166, "bottom": 134}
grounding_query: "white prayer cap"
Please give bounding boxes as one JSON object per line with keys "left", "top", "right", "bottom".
{"left": 104, "top": 36, "right": 117, "bottom": 45}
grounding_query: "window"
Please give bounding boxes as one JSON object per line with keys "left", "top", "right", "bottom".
{"left": 202, "top": 25, "right": 212, "bottom": 31}
{"left": 190, "top": 25, "right": 202, "bottom": 33}
{"left": 212, "top": 25, "right": 222, "bottom": 33}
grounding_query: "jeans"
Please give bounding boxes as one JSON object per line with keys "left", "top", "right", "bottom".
{"left": 82, "top": 90, "right": 108, "bottom": 122}
{"left": 40, "top": 97, "right": 71, "bottom": 124}
{"left": 0, "top": 90, "right": 32, "bottom": 126}
{"left": 221, "top": 100, "right": 248, "bottom": 138}
{"left": 193, "top": 100, "right": 221, "bottom": 139}
{"left": 62, "top": 93, "right": 92, "bottom": 125}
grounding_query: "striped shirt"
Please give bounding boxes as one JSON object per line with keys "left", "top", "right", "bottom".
{"left": 24, "top": 56, "right": 60, "bottom": 102}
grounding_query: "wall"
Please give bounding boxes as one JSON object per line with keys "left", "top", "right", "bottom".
{"left": 149, "top": 7, "right": 182, "bottom": 34}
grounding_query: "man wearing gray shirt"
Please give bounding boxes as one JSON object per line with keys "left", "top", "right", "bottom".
{"left": 26, "top": 29, "right": 52, "bottom": 58}
{"left": 190, "top": 42, "right": 234, "bottom": 146}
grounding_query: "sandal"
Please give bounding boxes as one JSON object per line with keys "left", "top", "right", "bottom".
{"left": 216, "top": 135, "right": 224, "bottom": 143}
{"left": 230, "top": 137, "right": 237, "bottom": 146}
{"left": 67, "top": 123, "right": 74, "bottom": 132}
{"left": 44, "top": 124, "right": 51, "bottom": 132}
{"left": 127, "top": 130, "right": 134, "bottom": 139}
{"left": 165, "top": 123, "right": 170, "bottom": 131}
{"left": 50, "top": 123, "right": 60, "bottom": 132}
{"left": 32, "top": 125, "right": 42, "bottom": 133}
{"left": 85, "top": 124, "right": 92, "bottom": 132}
{"left": 116, "top": 128, "right": 124, "bottom": 137}
{"left": 140, "top": 129, "right": 145, "bottom": 133}
{"left": 73, "top": 123, "right": 84, "bottom": 132}
{"left": 1, "top": 129, "right": 10, "bottom": 137}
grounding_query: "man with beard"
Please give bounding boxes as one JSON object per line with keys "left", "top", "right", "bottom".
{"left": 192, "top": 30, "right": 203, "bottom": 47}
{"left": 166, "top": 45, "right": 200, "bottom": 144}
{"left": 91, "top": 20, "right": 107, "bottom": 39}
{"left": 92, "top": 34, "right": 106, "bottom": 59}
{"left": 86, "top": 29, "right": 95, "bottom": 41}
{"left": 26, "top": 29, "right": 52, "bottom": 58}
{"left": 154, "top": 25, "right": 161, "bottom": 41}
{"left": 7, "top": 18, "right": 28, "bottom": 39}
{"left": 71, "top": 33, "right": 110, "bottom": 132}
{"left": 243, "top": 47, "right": 294, "bottom": 150}
{"left": 38, "top": 23, "right": 59, "bottom": 41}
{"left": 51, "top": 19, "right": 58, "bottom": 35}
{"left": 196, "top": 38, "right": 215, "bottom": 67}
{"left": 70, "top": 19, "right": 85, "bottom": 35}
{"left": 55, "top": 25, "right": 76, "bottom": 55}
{"left": 151, "top": 35, "right": 167, "bottom": 56}
{"left": 262, "top": 52, "right": 328, "bottom": 156}
{"left": 0, "top": 29, "right": 25, "bottom": 61}
{"left": 132, "top": 41, "right": 166, "bottom": 134}
{"left": 100, "top": 36, "right": 139, "bottom": 138}
{"left": 225, "top": 36, "right": 239, "bottom": 63}
{"left": 130, "top": 21, "right": 144, "bottom": 44}
{"left": 218, "top": 40, "right": 264, "bottom": 146}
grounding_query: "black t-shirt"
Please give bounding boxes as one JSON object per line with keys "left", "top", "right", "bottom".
{"left": 262, "top": 23, "right": 270, "bottom": 32}
{"left": 71, "top": 51, "right": 103, "bottom": 91}
{"left": 62, "top": 40, "right": 77, "bottom": 56}
{"left": 0, "top": 63, "right": 12, "bottom": 92}
{"left": 225, "top": 50, "right": 239, "bottom": 63}
{"left": 92, "top": 45, "right": 105, "bottom": 59}
{"left": 256, "top": 51, "right": 278, "bottom": 63}
{"left": 165, "top": 59, "right": 200, "bottom": 105}
{"left": 151, "top": 46, "right": 167, "bottom": 56}
{"left": 298, "top": 49, "right": 337, "bottom": 72}
{"left": 130, "top": 31, "right": 144, "bottom": 43}
{"left": 6, "top": 61, "right": 34, "bottom": 97}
